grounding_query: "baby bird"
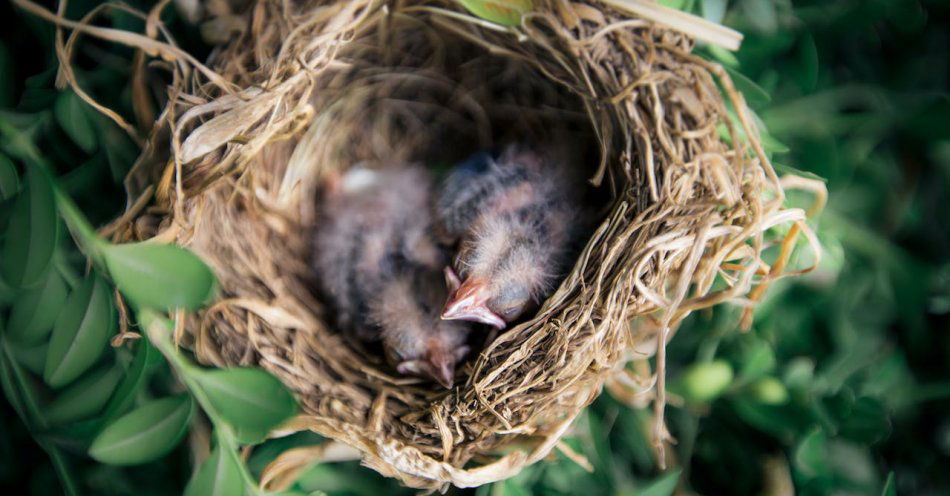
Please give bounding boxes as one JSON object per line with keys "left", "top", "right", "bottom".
{"left": 437, "top": 144, "right": 585, "bottom": 329}
{"left": 314, "top": 164, "right": 470, "bottom": 388}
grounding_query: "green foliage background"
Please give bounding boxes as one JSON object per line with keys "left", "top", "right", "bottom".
{"left": 1, "top": 0, "right": 948, "bottom": 495}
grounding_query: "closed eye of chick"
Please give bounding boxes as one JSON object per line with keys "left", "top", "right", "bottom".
{"left": 438, "top": 144, "right": 587, "bottom": 329}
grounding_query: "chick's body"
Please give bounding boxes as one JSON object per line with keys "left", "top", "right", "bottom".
{"left": 437, "top": 145, "right": 585, "bottom": 328}
{"left": 314, "top": 165, "right": 470, "bottom": 388}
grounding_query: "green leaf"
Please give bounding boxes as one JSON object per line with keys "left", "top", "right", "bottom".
{"left": 701, "top": 0, "right": 727, "bottom": 24}
{"left": 0, "top": 164, "right": 58, "bottom": 288}
{"left": 747, "top": 377, "right": 789, "bottom": 405}
{"left": 184, "top": 444, "right": 246, "bottom": 496}
{"left": 730, "top": 398, "right": 807, "bottom": 438}
{"left": 718, "top": 105, "right": 789, "bottom": 155}
{"left": 798, "top": 32, "right": 819, "bottom": 92}
{"left": 496, "top": 479, "right": 531, "bottom": 496}
{"left": 88, "top": 395, "right": 193, "bottom": 465}
{"left": 457, "top": 0, "right": 532, "bottom": 26}
{"left": 741, "top": 0, "right": 777, "bottom": 33}
{"left": 739, "top": 340, "right": 776, "bottom": 381}
{"left": 45, "top": 365, "right": 122, "bottom": 426}
{"left": 0, "top": 153, "right": 17, "bottom": 200}
{"left": 40, "top": 417, "right": 102, "bottom": 452}
{"left": 103, "top": 242, "right": 216, "bottom": 311}
{"left": 839, "top": 397, "right": 891, "bottom": 443}
{"left": 724, "top": 65, "right": 771, "bottom": 108}
{"left": 99, "top": 339, "right": 154, "bottom": 423}
{"left": 54, "top": 91, "right": 97, "bottom": 153}
{"left": 44, "top": 273, "right": 116, "bottom": 388}
{"left": 658, "top": 0, "right": 691, "bottom": 11}
{"left": 783, "top": 357, "right": 816, "bottom": 391}
{"left": 772, "top": 162, "right": 828, "bottom": 183}
{"left": 9, "top": 340, "right": 48, "bottom": 376}
{"left": 637, "top": 468, "right": 682, "bottom": 496}
{"left": 759, "top": 128, "right": 791, "bottom": 154}
{"left": 705, "top": 44, "right": 739, "bottom": 67}
{"left": 793, "top": 429, "right": 828, "bottom": 479}
{"left": 0, "top": 338, "right": 30, "bottom": 423}
{"left": 195, "top": 368, "right": 297, "bottom": 444}
{"left": 0, "top": 278, "right": 15, "bottom": 306}
{"left": 677, "top": 360, "right": 734, "bottom": 403}
{"left": 881, "top": 472, "right": 896, "bottom": 496}
{"left": 7, "top": 268, "right": 68, "bottom": 343}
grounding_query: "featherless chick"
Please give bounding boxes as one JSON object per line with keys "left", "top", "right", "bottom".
{"left": 314, "top": 164, "right": 471, "bottom": 388}
{"left": 436, "top": 144, "right": 587, "bottom": 329}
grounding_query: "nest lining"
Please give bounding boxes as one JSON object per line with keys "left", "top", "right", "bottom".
{"left": 44, "top": 0, "right": 825, "bottom": 490}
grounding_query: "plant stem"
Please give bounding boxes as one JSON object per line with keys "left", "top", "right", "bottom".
{"left": 140, "top": 309, "right": 264, "bottom": 496}
{"left": 52, "top": 183, "right": 108, "bottom": 263}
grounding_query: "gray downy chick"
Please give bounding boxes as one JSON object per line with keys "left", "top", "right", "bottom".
{"left": 314, "top": 164, "right": 471, "bottom": 388}
{"left": 436, "top": 145, "right": 584, "bottom": 329}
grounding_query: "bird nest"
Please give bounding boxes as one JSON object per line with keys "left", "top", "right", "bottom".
{"left": 49, "top": 0, "right": 822, "bottom": 491}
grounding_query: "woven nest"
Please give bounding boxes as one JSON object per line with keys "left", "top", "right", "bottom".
{"left": 69, "top": 0, "right": 824, "bottom": 490}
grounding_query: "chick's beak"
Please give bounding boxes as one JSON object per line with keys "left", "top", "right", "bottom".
{"left": 425, "top": 345, "right": 458, "bottom": 389}
{"left": 441, "top": 278, "right": 507, "bottom": 329}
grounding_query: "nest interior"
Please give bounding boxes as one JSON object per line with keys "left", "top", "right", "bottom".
{"left": 111, "top": 0, "right": 802, "bottom": 490}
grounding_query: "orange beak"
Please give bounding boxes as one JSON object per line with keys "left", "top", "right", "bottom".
{"left": 441, "top": 269, "right": 506, "bottom": 329}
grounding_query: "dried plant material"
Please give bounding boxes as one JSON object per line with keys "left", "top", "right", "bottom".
{"left": 39, "top": 0, "right": 824, "bottom": 490}
{"left": 600, "top": 0, "right": 743, "bottom": 50}
{"left": 259, "top": 441, "right": 361, "bottom": 492}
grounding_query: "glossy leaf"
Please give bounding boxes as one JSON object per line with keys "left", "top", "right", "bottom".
{"left": 103, "top": 242, "right": 216, "bottom": 311}
{"left": 44, "top": 274, "right": 116, "bottom": 388}
{"left": 7, "top": 268, "right": 68, "bottom": 343}
{"left": 724, "top": 65, "right": 771, "bottom": 108}
{"left": 99, "top": 339, "right": 154, "bottom": 423}
{"left": 0, "top": 164, "right": 58, "bottom": 289}
{"left": 88, "top": 395, "right": 193, "bottom": 465}
{"left": 54, "top": 91, "right": 97, "bottom": 153}
{"left": 9, "top": 340, "right": 48, "bottom": 376}
{"left": 0, "top": 153, "right": 17, "bottom": 200}
{"left": 45, "top": 365, "right": 122, "bottom": 425}
{"left": 457, "top": 0, "right": 532, "bottom": 26}
{"left": 794, "top": 429, "right": 828, "bottom": 478}
{"left": 196, "top": 368, "right": 297, "bottom": 444}
{"left": 636, "top": 469, "right": 682, "bottom": 496}
{"left": 184, "top": 444, "right": 246, "bottom": 496}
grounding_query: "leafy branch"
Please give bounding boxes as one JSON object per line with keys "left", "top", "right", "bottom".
{"left": 0, "top": 112, "right": 298, "bottom": 495}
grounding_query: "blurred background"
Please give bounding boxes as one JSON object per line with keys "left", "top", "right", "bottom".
{"left": 1, "top": 0, "right": 948, "bottom": 495}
